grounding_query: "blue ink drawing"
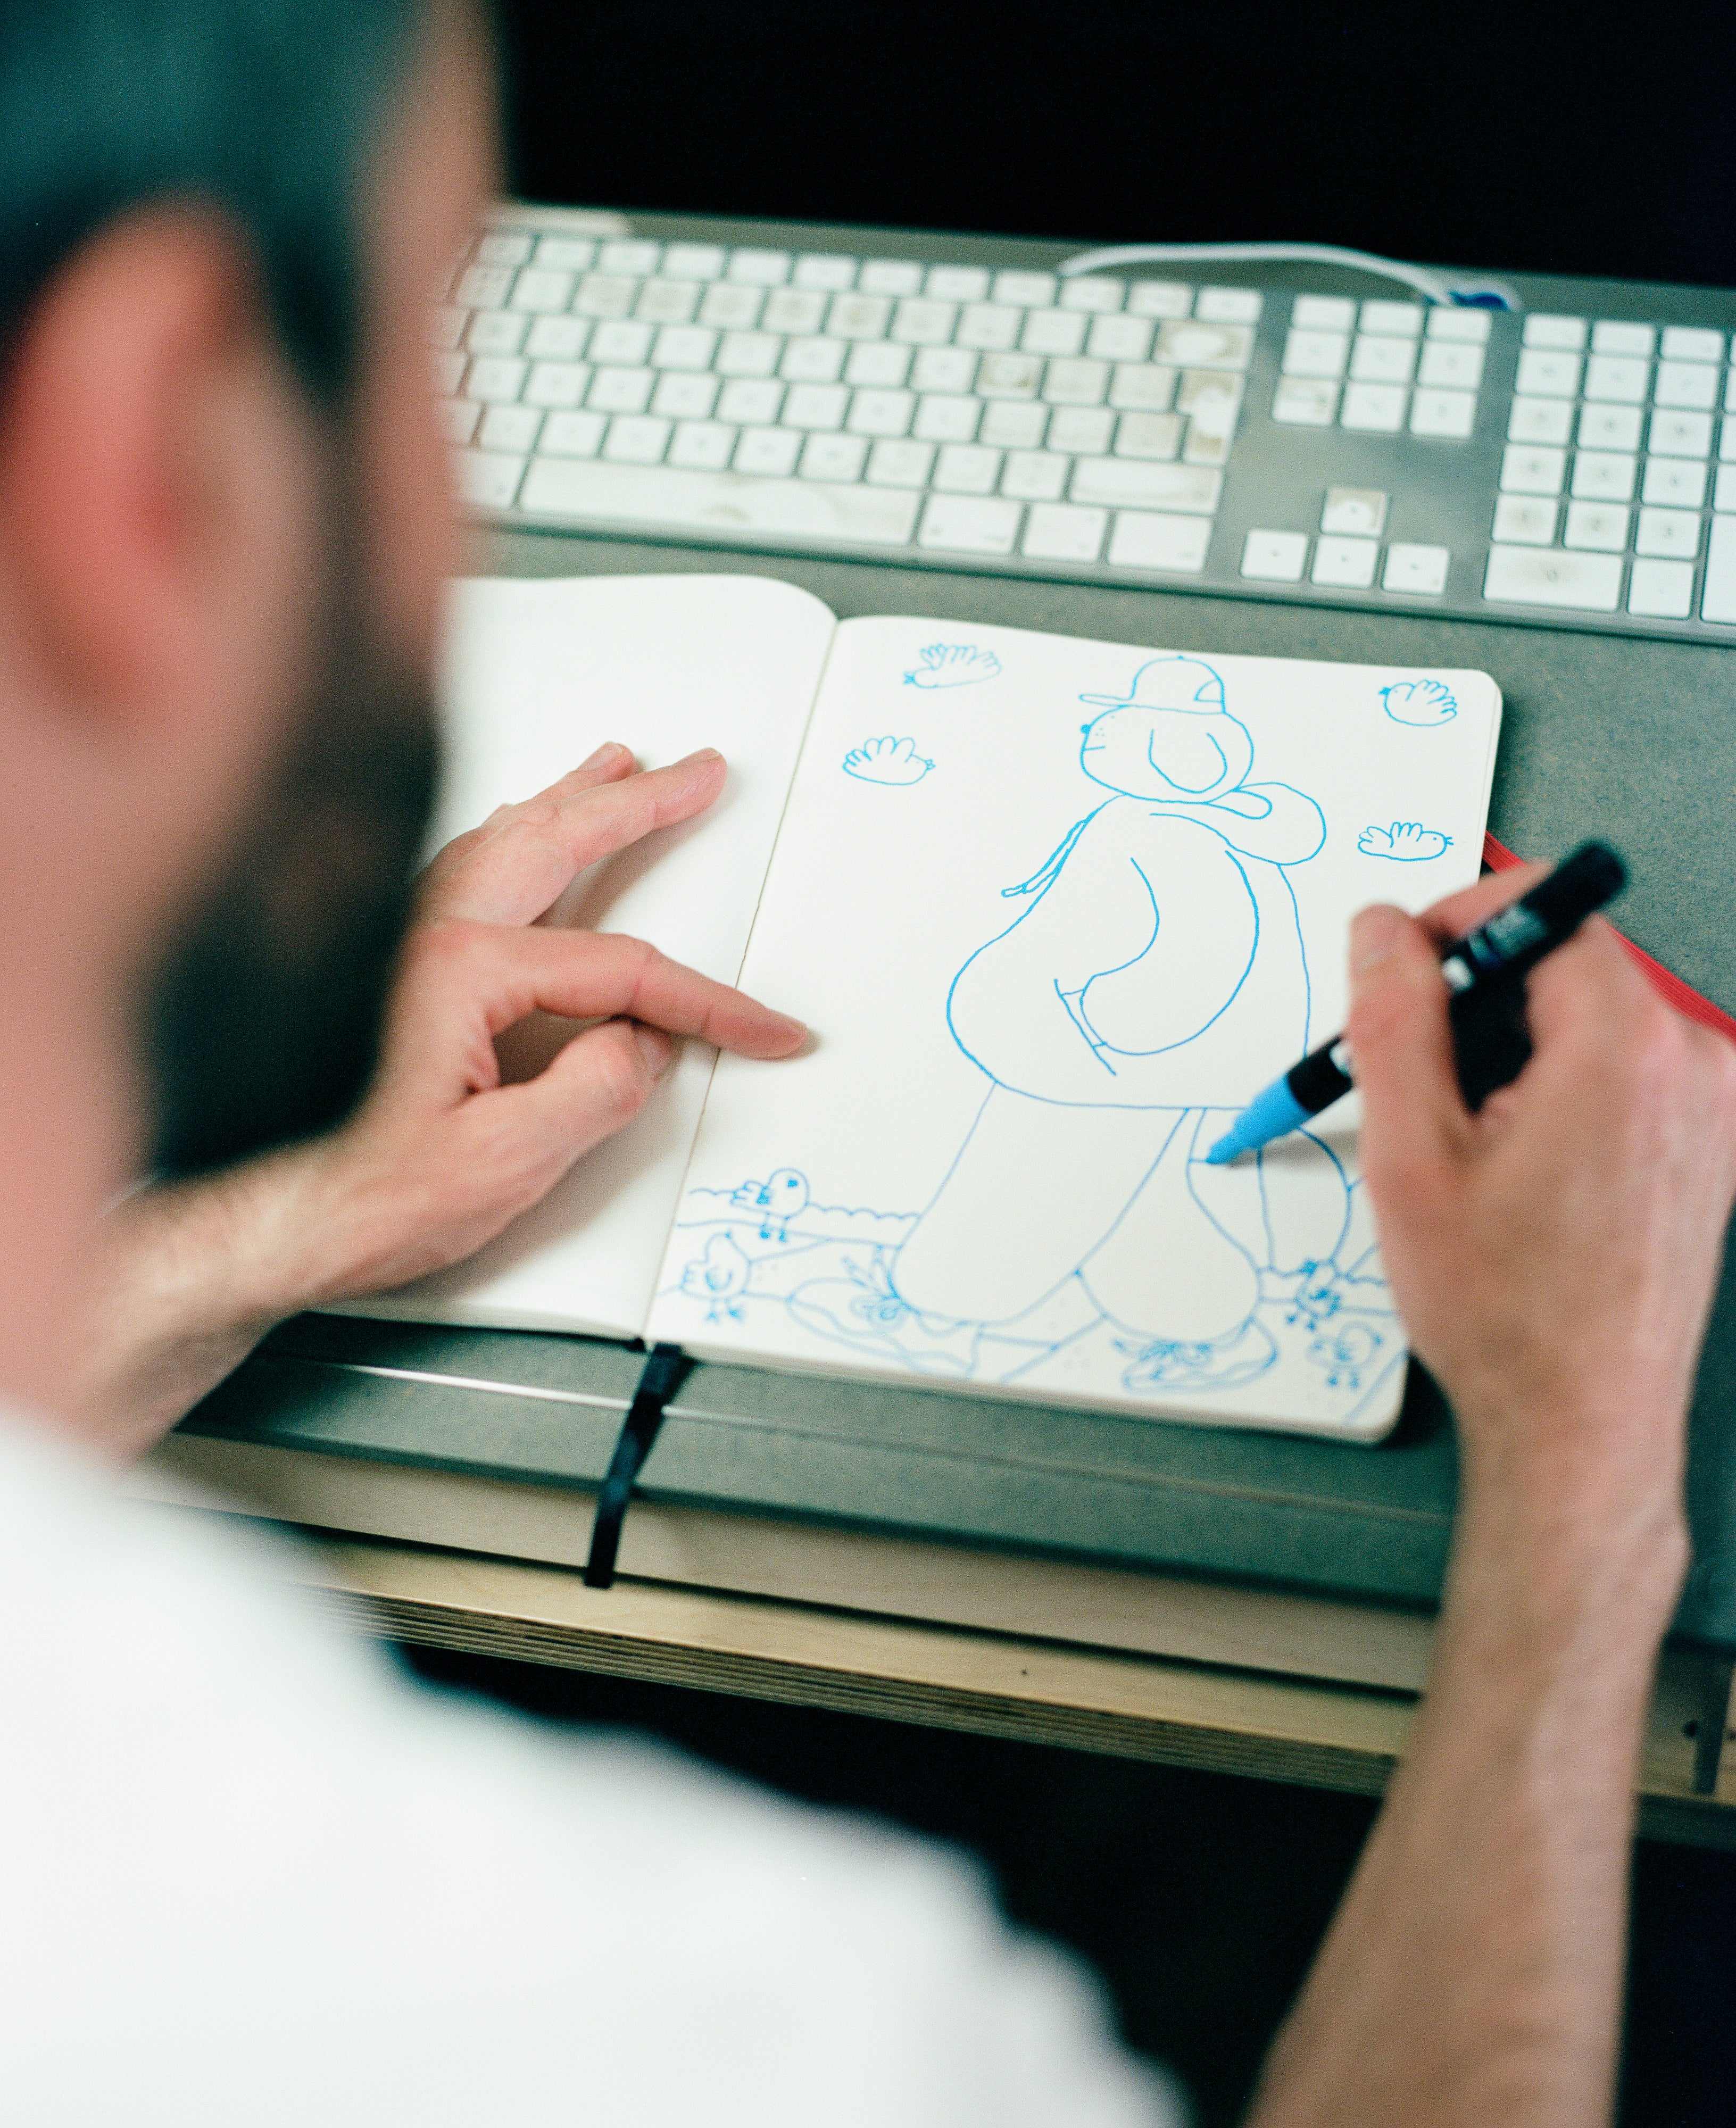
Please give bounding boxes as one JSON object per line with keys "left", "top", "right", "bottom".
{"left": 671, "top": 656, "right": 1401, "bottom": 1420}
{"left": 1380, "top": 679, "right": 1457, "bottom": 727}
{"left": 904, "top": 643, "right": 1002, "bottom": 688}
{"left": 1359, "top": 821, "right": 1452, "bottom": 861}
{"left": 844, "top": 735, "right": 934, "bottom": 785}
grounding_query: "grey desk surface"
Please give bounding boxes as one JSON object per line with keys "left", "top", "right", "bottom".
{"left": 183, "top": 500, "right": 1736, "bottom": 1648}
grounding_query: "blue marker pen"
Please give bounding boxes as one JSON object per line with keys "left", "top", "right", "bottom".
{"left": 1206, "top": 841, "right": 1627, "bottom": 1165}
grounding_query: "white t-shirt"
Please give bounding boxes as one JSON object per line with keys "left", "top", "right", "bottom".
{"left": 0, "top": 1411, "right": 1180, "bottom": 2126}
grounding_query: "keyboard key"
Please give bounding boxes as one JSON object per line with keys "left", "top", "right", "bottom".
{"left": 1417, "top": 340, "right": 1484, "bottom": 389}
{"left": 1022, "top": 309, "right": 1088, "bottom": 358}
{"left": 891, "top": 297, "right": 957, "bottom": 345}
{"left": 925, "top": 265, "right": 991, "bottom": 302}
{"left": 590, "top": 319, "right": 653, "bottom": 365}
{"left": 1311, "top": 535, "right": 1378, "bottom": 588}
{"left": 1350, "top": 335, "right": 1417, "bottom": 384}
{"left": 1001, "top": 451, "right": 1069, "bottom": 501}
{"left": 1049, "top": 406, "right": 1115, "bottom": 454}
{"left": 1070, "top": 458, "right": 1222, "bottom": 513}
{"left": 1241, "top": 529, "right": 1309, "bottom": 581}
{"left": 1125, "top": 280, "right": 1192, "bottom": 318}
{"left": 510, "top": 268, "right": 575, "bottom": 313}
{"left": 912, "top": 393, "right": 981, "bottom": 443}
{"left": 437, "top": 397, "right": 480, "bottom": 444}
{"left": 1717, "top": 464, "right": 1736, "bottom": 511}
{"left": 1577, "top": 403, "right": 1642, "bottom": 452}
{"left": 1515, "top": 348, "right": 1581, "bottom": 397}
{"left": 843, "top": 341, "right": 912, "bottom": 388}
{"left": 535, "top": 235, "right": 599, "bottom": 272}
{"left": 1293, "top": 294, "right": 1356, "bottom": 331}
{"left": 599, "top": 240, "right": 660, "bottom": 276}
{"left": 697, "top": 284, "right": 763, "bottom": 329}
{"left": 994, "top": 270, "right": 1058, "bottom": 308}
{"left": 575, "top": 273, "right": 638, "bottom": 318}
{"left": 1341, "top": 383, "right": 1407, "bottom": 432}
{"left": 956, "top": 303, "right": 1022, "bottom": 352}
{"left": 520, "top": 456, "right": 922, "bottom": 544}
{"left": 781, "top": 335, "right": 847, "bottom": 384}
{"left": 715, "top": 330, "right": 780, "bottom": 378}
{"left": 910, "top": 345, "right": 977, "bottom": 394}
{"left": 1043, "top": 358, "right": 1111, "bottom": 405}
{"left": 429, "top": 304, "right": 468, "bottom": 350}
{"left": 917, "top": 493, "right": 1021, "bottom": 554}
{"left": 1086, "top": 313, "right": 1154, "bottom": 362}
{"left": 864, "top": 439, "right": 934, "bottom": 487}
{"left": 1154, "top": 321, "right": 1255, "bottom": 369}
{"left": 1108, "top": 363, "right": 1177, "bottom": 411}
{"left": 1571, "top": 450, "right": 1637, "bottom": 501}
{"left": 1361, "top": 300, "right": 1423, "bottom": 337}
{"left": 1282, "top": 329, "right": 1350, "bottom": 377}
{"left": 661, "top": 243, "right": 726, "bottom": 280}
{"left": 1058, "top": 276, "right": 1125, "bottom": 312}
{"left": 1629, "top": 556, "right": 1696, "bottom": 618}
{"left": 1649, "top": 409, "right": 1713, "bottom": 457}
{"left": 466, "top": 310, "right": 527, "bottom": 356}
{"left": 588, "top": 365, "right": 654, "bottom": 414}
{"left": 1522, "top": 314, "right": 1588, "bottom": 350}
{"left": 525, "top": 315, "right": 588, "bottom": 361}
{"left": 666, "top": 419, "right": 734, "bottom": 470}
{"left": 1321, "top": 488, "right": 1388, "bottom": 536}
{"left": 1641, "top": 456, "right": 1707, "bottom": 509}
{"left": 717, "top": 377, "right": 784, "bottom": 425}
{"left": 1194, "top": 287, "right": 1261, "bottom": 323}
{"left": 1492, "top": 495, "right": 1557, "bottom": 544}
{"left": 1426, "top": 307, "right": 1492, "bottom": 343}
{"left": 734, "top": 426, "right": 803, "bottom": 476}
{"left": 828, "top": 293, "right": 893, "bottom": 340}
{"left": 792, "top": 253, "right": 857, "bottom": 292}
{"left": 858, "top": 260, "right": 924, "bottom": 296}
{"left": 1563, "top": 500, "right": 1628, "bottom": 551}
{"left": 1106, "top": 510, "right": 1212, "bottom": 570}
{"left": 540, "top": 409, "right": 607, "bottom": 457}
{"left": 1509, "top": 397, "right": 1573, "bottom": 445}
{"left": 1635, "top": 505, "right": 1701, "bottom": 557}
{"left": 651, "top": 325, "right": 716, "bottom": 371}
{"left": 1410, "top": 389, "right": 1476, "bottom": 438}
{"left": 477, "top": 230, "right": 534, "bottom": 267}
{"left": 1584, "top": 354, "right": 1649, "bottom": 402}
{"left": 452, "top": 446, "right": 526, "bottom": 509}
{"left": 1661, "top": 326, "right": 1724, "bottom": 363}
{"left": 1484, "top": 545, "right": 1622, "bottom": 611}
{"left": 980, "top": 400, "right": 1048, "bottom": 448}
{"left": 1383, "top": 543, "right": 1450, "bottom": 595}
{"left": 1272, "top": 377, "right": 1339, "bottom": 425}
{"left": 636, "top": 279, "right": 700, "bottom": 325}
{"left": 466, "top": 355, "right": 528, "bottom": 403}
{"left": 782, "top": 383, "right": 849, "bottom": 430}
{"left": 1706, "top": 517, "right": 1736, "bottom": 620}
{"left": 1655, "top": 361, "right": 1720, "bottom": 410}
{"left": 762, "top": 288, "right": 828, "bottom": 335}
{"left": 932, "top": 443, "right": 1001, "bottom": 494}
{"left": 846, "top": 388, "right": 915, "bottom": 436}
{"left": 430, "top": 350, "right": 466, "bottom": 394}
{"left": 526, "top": 360, "right": 590, "bottom": 408}
{"left": 453, "top": 263, "right": 514, "bottom": 309}
{"left": 1022, "top": 502, "right": 1108, "bottom": 560}
{"left": 1115, "top": 412, "right": 1182, "bottom": 459}
{"left": 602, "top": 413, "right": 671, "bottom": 464}
{"left": 728, "top": 247, "right": 793, "bottom": 285}
{"left": 1591, "top": 320, "right": 1654, "bottom": 356}
{"left": 977, "top": 353, "right": 1044, "bottom": 398}
{"left": 799, "top": 431, "right": 869, "bottom": 482}
{"left": 1500, "top": 444, "right": 1567, "bottom": 494}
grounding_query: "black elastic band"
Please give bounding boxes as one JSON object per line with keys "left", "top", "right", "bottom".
{"left": 582, "top": 1342, "right": 691, "bottom": 1589}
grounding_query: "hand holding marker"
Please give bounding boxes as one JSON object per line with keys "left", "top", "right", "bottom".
{"left": 1206, "top": 843, "right": 1629, "bottom": 1164}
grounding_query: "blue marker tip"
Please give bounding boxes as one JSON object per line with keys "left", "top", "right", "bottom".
{"left": 1205, "top": 1078, "right": 1311, "bottom": 1164}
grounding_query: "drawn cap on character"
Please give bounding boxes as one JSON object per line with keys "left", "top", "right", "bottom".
{"left": 1077, "top": 656, "right": 1255, "bottom": 804}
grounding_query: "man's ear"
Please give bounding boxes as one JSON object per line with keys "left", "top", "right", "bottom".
{"left": 0, "top": 206, "right": 320, "bottom": 757}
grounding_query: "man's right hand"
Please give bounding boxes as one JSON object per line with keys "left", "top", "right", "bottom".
{"left": 1347, "top": 869, "right": 1736, "bottom": 1591}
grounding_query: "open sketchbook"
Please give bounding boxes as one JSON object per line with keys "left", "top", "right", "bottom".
{"left": 344, "top": 574, "right": 1501, "bottom": 1440}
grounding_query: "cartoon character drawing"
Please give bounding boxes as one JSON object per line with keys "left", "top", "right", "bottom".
{"left": 888, "top": 655, "right": 1331, "bottom": 1391}
{"left": 729, "top": 1167, "right": 809, "bottom": 1242}
{"left": 680, "top": 1233, "right": 753, "bottom": 1321}
{"left": 843, "top": 735, "right": 934, "bottom": 785}
{"left": 1359, "top": 821, "right": 1451, "bottom": 861}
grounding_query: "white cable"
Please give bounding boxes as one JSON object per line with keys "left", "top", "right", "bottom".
{"left": 1056, "top": 240, "right": 1519, "bottom": 311}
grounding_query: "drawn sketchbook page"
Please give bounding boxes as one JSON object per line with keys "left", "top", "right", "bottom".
{"left": 646, "top": 619, "right": 1501, "bottom": 1439}
{"left": 340, "top": 571, "right": 837, "bottom": 1339}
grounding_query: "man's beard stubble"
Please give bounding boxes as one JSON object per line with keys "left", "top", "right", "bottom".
{"left": 144, "top": 532, "right": 440, "bottom": 1182}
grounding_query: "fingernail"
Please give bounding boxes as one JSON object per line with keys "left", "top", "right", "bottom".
{"left": 680, "top": 747, "right": 724, "bottom": 767}
{"left": 771, "top": 1012, "right": 809, "bottom": 1043}
{"left": 580, "top": 741, "right": 626, "bottom": 769}
{"left": 633, "top": 1025, "right": 674, "bottom": 1076}
{"left": 1350, "top": 905, "right": 1402, "bottom": 976}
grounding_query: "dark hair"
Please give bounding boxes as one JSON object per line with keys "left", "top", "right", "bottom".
{"left": 0, "top": 0, "right": 425, "bottom": 405}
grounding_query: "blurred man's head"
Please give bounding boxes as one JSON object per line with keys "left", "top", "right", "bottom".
{"left": 0, "top": 0, "right": 493, "bottom": 1178}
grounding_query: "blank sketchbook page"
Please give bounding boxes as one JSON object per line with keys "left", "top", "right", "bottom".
{"left": 343, "top": 572, "right": 836, "bottom": 1339}
{"left": 648, "top": 618, "right": 1501, "bottom": 1439}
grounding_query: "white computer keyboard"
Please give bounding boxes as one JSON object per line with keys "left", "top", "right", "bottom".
{"left": 434, "top": 207, "right": 1736, "bottom": 640}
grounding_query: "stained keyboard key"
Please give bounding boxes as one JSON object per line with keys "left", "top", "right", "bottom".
{"left": 1484, "top": 545, "right": 1622, "bottom": 612}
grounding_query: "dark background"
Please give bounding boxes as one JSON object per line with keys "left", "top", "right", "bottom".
{"left": 496, "top": 0, "right": 1736, "bottom": 290}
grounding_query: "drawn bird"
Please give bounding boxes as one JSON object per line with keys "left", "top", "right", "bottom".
{"left": 728, "top": 1167, "right": 809, "bottom": 1241}
{"left": 680, "top": 1233, "right": 752, "bottom": 1320}
{"left": 1380, "top": 678, "right": 1458, "bottom": 727}
{"left": 843, "top": 735, "right": 934, "bottom": 785}
{"left": 902, "top": 642, "right": 1002, "bottom": 688}
{"left": 1358, "top": 821, "right": 1452, "bottom": 862}
{"left": 1306, "top": 1320, "right": 1383, "bottom": 1390}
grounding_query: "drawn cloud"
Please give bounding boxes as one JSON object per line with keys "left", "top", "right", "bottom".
{"left": 903, "top": 643, "right": 1002, "bottom": 688}
{"left": 1358, "top": 821, "right": 1453, "bottom": 862}
{"left": 1380, "top": 679, "right": 1458, "bottom": 727}
{"left": 843, "top": 735, "right": 935, "bottom": 785}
